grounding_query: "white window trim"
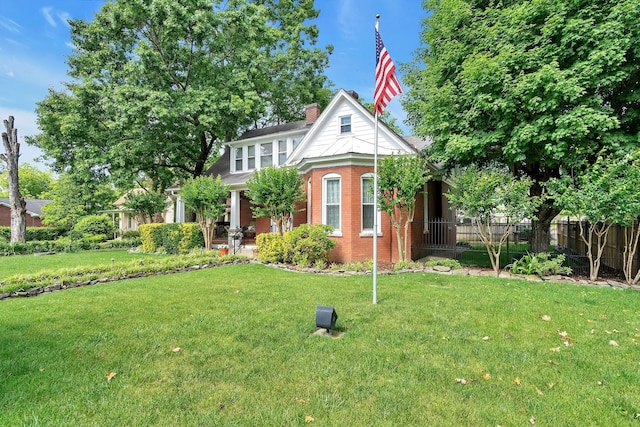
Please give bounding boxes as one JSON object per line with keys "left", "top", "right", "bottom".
{"left": 322, "top": 173, "right": 342, "bottom": 236}
{"left": 247, "top": 145, "right": 256, "bottom": 170}
{"left": 233, "top": 146, "right": 244, "bottom": 172}
{"left": 339, "top": 115, "right": 352, "bottom": 134}
{"left": 360, "top": 173, "right": 382, "bottom": 236}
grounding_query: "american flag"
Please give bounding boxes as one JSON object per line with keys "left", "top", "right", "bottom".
{"left": 374, "top": 26, "right": 403, "bottom": 114}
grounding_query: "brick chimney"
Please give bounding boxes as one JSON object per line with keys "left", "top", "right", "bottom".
{"left": 346, "top": 90, "right": 359, "bottom": 100}
{"left": 305, "top": 103, "right": 321, "bottom": 125}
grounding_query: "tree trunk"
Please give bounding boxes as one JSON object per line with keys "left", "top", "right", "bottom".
{"left": 1, "top": 116, "right": 26, "bottom": 243}
{"left": 530, "top": 199, "right": 559, "bottom": 254}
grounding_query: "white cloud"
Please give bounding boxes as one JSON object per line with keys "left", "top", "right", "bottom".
{"left": 6, "top": 71, "right": 14, "bottom": 78}
{"left": 42, "top": 7, "right": 57, "bottom": 27}
{"left": 58, "top": 11, "right": 71, "bottom": 28}
{"left": 0, "top": 15, "right": 22, "bottom": 33}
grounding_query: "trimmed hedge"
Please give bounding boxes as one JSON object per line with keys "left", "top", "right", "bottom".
{"left": 257, "top": 224, "right": 336, "bottom": 267}
{"left": 0, "top": 237, "right": 141, "bottom": 256}
{"left": 0, "top": 226, "right": 68, "bottom": 242}
{"left": 139, "top": 223, "right": 204, "bottom": 254}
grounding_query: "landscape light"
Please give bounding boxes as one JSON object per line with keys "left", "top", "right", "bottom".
{"left": 315, "top": 305, "right": 338, "bottom": 331}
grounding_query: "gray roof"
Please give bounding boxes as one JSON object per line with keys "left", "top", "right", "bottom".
{"left": 205, "top": 148, "right": 254, "bottom": 187}
{"left": 402, "top": 135, "right": 433, "bottom": 152}
{"left": 238, "top": 120, "right": 309, "bottom": 140}
{"left": 0, "top": 198, "right": 52, "bottom": 217}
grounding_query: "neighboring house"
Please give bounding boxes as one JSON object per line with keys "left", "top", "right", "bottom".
{"left": 200, "top": 89, "right": 454, "bottom": 264}
{"left": 0, "top": 198, "right": 52, "bottom": 227}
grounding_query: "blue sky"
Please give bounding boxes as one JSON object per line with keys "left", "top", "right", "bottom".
{"left": 0, "top": 0, "right": 426, "bottom": 169}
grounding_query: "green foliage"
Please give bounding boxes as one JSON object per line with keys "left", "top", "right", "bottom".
{"left": 447, "top": 167, "right": 540, "bottom": 275}
{"left": 121, "top": 230, "right": 140, "bottom": 240}
{"left": 283, "top": 224, "right": 336, "bottom": 267}
{"left": 122, "top": 189, "right": 169, "bottom": 224}
{"left": 0, "top": 226, "right": 67, "bottom": 242}
{"left": 0, "top": 163, "right": 54, "bottom": 198}
{"left": 246, "top": 166, "right": 306, "bottom": 235}
{"left": 508, "top": 252, "right": 572, "bottom": 277}
{"left": 377, "top": 154, "right": 431, "bottom": 262}
{"left": 74, "top": 214, "right": 115, "bottom": 238}
{"left": 0, "top": 237, "right": 140, "bottom": 256}
{"left": 404, "top": 0, "right": 640, "bottom": 251}
{"left": 139, "top": 224, "right": 164, "bottom": 253}
{"left": 180, "top": 175, "right": 230, "bottom": 250}
{"left": 255, "top": 232, "right": 286, "bottom": 264}
{"left": 139, "top": 223, "right": 204, "bottom": 254}
{"left": 31, "top": 0, "right": 332, "bottom": 188}
{"left": 392, "top": 260, "right": 424, "bottom": 271}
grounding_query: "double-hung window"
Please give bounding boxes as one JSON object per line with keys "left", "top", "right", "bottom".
{"left": 234, "top": 147, "right": 243, "bottom": 171}
{"left": 278, "top": 139, "right": 287, "bottom": 165}
{"left": 247, "top": 145, "right": 256, "bottom": 169}
{"left": 260, "top": 142, "right": 273, "bottom": 168}
{"left": 362, "top": 175, "right": 375, "bottom": 231}
{"left": 340, "top": 115, "right": 351, "bottom": 134}
{"left": 323, "top": 174, "right": 341, "bottom": 234}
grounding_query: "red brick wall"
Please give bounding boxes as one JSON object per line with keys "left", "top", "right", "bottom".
{"left": 0, "top": 206, "right": 45, "bottom": 227}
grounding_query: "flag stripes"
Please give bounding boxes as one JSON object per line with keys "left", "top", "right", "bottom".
{"left": 374, "top": 27, "right": 402, "bottom": 114}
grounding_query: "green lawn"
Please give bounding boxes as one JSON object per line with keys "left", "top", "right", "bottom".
{"left": 1, "top": 263, "right": 639, "bottom": 426}
{"left": 0, "top": 249, "right": 169, "bottom": 278}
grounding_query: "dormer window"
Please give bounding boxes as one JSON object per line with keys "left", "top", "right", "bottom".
{"left": 234, "top": 147, "right": 243, "bottom": 171}
{"left": 260, "top": 142, "right": 273, "bottom": 168}
{"left": 340, "top": 115, "right": 351, "bottom": 134}
{"left": 247, "top": 145, "right": 255, "bottom": 169}
{"left": 278, "top": 139, "right": 287, "bottom": 165}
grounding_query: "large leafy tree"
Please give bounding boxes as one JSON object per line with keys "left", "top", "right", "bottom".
{"left": 246, "top": 165, "right": 305, "bottom": 236}
{"left": 32, "top": 0, "right": 332, "bottom": 191}
{"left": 0, "top": 163, "right": 54, "bottom": 199}
{"left": 404, "top": 0, "right": 640, "bottom": 252}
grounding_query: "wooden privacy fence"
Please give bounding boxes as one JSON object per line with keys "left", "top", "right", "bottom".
{"left": 557, "top": 219, "right": 640, "bottom": 277}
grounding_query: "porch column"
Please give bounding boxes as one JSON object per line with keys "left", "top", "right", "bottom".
{"left": 175, "top": 195, "right": 185, "bottom": 223}
{"left": 230, "top": 190, "right": 241, "bottom": 229}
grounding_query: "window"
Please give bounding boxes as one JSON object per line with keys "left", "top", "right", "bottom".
{"left": 292, "top": 136, "right": 302, "bottom": 151}
{"left": 340, "top": 115, "right": 351, "bottom": 134}
{"left": 234, "top": 147, "right": 243, "bottom": 171}
{"left": 323, "top": 174, "right": 341, "bottom": 233}
{"left": 260, "top": 142, "right": 273, "bottom": 168}
{"left": 278, "top": 139, "right": 287, "bottom": 165}
{"left": 362, "top": 176, "right": 375, "bottom": 231}
{"left": 247, "top": 145, "right": 255, "bottom": 169}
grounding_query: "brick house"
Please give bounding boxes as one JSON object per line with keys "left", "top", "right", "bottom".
{"left": 203, "top": 89, "right": 454, "bottom": 264}
{"left": 0, "top": 198, "right": 51, "bottom": 227}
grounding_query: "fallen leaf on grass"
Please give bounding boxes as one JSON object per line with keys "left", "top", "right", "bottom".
{"left": 455, "top": 378, "right": 470, "bottom": 385}
{"left": 483, "top": 373, "right": 491, "bottom": 380}
{"left": 535, "top": 387, "right": 544, "bottom": 396}
{"left": 530, "top": 415, "right": 536, "bottom": 425}
{"left": 172, "top": 347, "right": 181, "bottom": 352}
{"left": 106, "top": 372, "right": 117, "bottom": 382}
{"left": 550, "top": 347, "right": 561, "bottom": 352}
{"left": 305, "top": 415, "right": 315, "bottom": 423}
{"left": 482, "top": 336, "right": 490, "bottom": 341}
{"left": 609, "top": 340, "right": 619, "bottom": 347}
{"left": 514, "top": 377, "right": 521, "bottom": 386}
{"left": 548, "top": 382, "right": 555, "bottom": 388}
{"left": 548, "top": 360, "right": 559, "bottom": 365}
{"left": 541, "top": 315, "right": 551, "bottom": 322}
{"left": 504, "top": 333, "right": 513, "bottom": 339}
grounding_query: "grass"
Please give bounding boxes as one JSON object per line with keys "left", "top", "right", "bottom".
{"left": 1, "top": 264, "right": 640, "bottom": 426}
{"left": 0, "top": 249, "right": 169, "bottom": 278}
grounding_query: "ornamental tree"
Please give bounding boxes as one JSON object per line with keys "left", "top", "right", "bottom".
{"left": 180, "top": 175, "right": 230, "bottom": 250}
{"left": 547, "top": 154, "right": 640, "bottom": 282}
{"left": 377, "top": 154, "right": 430, "bottom": 262}
{"left": 122, "top": 189, "right": 169, "bottom": 224}
{"left": 246, "top": 166, "right": 305, "bottom": 236}
{"left": 404, "top": 0, "right": 640, "bottom": 253}
{"left": 32, "top": 0, "right": 332, "bottom": 190}
{"left": 447, "top": 167, "right": 540, "bottom": 276}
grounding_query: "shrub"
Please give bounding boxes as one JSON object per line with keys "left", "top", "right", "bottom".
{"left": 0, "top": 226, "right": 67, "bottom": 241}
{"left": 139, "top": 224, "right": 164, "bottom": 253}
{"left": 283, "top": 224, "right": 336, "bottom": 267}
{"left": 74, "top": 215, "right": 115, "bottom": 238}
{"left": 256, "top": 232, "right": 285, "bottom": 263}
{"left": 139, "top": 223, "right": 204, "bottom": 254}
{"left": 507, "top": 252, "right": 572, "bottom": 277}
{"left": 121, "top": 230, "right": 141, "bottom": 240}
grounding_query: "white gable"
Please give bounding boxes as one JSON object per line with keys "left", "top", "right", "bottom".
{"left": 287, "top": 89, "right": 416, "bottom": 166}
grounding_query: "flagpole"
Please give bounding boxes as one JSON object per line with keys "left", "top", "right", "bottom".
{"left": 373, "top": 15, "right": 380, "bottom": 305}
